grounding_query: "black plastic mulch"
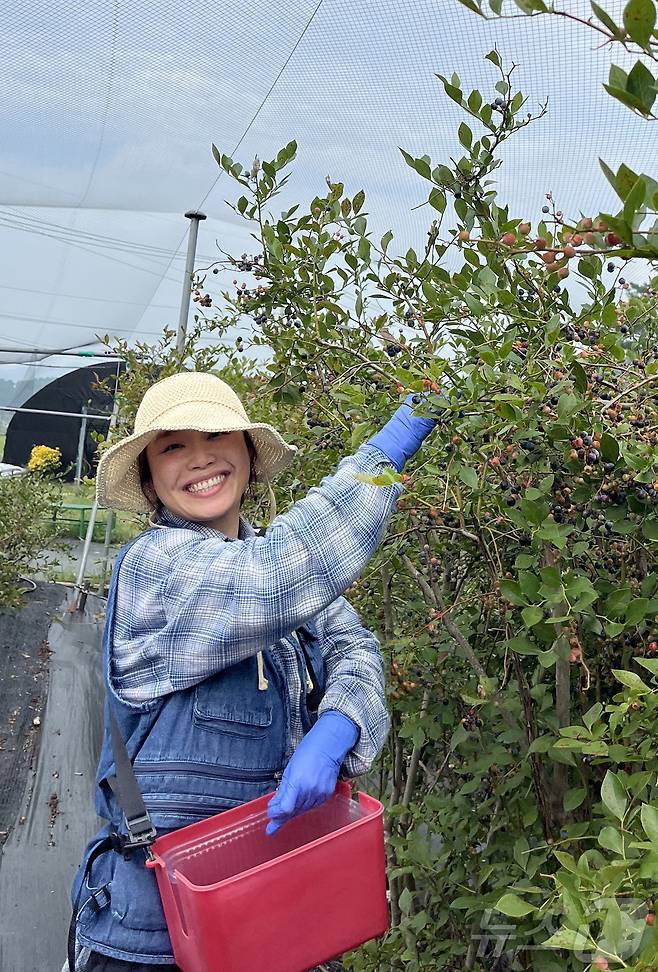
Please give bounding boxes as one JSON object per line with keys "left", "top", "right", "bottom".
{"left": 0, "top": 581, "right": 66, "bottom": 846}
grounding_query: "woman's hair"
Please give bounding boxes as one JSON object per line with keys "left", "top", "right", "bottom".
{"left": 138, "top": 431, "right": 258, "bottom": 511}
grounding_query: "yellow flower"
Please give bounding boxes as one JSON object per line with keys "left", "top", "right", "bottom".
{"left": 27, "top": 444, "right": 62, "bottom": 474}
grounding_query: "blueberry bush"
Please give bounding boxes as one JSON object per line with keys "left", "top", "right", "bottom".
{"left": 103, "top": 14, "right": 658, "bottom": 969}
{"left": 0, "top": 471, "right": 62, "bottom": 608}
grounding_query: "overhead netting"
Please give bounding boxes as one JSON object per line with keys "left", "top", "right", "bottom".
{"left": 0, "top": 0, "right": 651, "bottom": 390}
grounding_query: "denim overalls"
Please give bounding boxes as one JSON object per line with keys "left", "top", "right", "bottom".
{"left": 71, "top": 531, "right": 326, "bottom": 965}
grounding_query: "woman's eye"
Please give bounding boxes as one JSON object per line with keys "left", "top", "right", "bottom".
{"left": 163, "top": 442, "right": 182, "bottom": 453}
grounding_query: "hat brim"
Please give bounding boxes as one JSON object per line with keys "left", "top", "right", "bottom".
{"left": 95, "top": 415, "right": 297, "bottom": 514}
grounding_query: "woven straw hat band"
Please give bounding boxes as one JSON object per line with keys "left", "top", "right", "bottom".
{"left": 95, "top": 372, "right": 297, "bottom": 514}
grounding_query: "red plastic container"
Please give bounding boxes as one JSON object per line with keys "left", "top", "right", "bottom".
{"left": 146, "top": 781, "right": 389, "bottom": 972}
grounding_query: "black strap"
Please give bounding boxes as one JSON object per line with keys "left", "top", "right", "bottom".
{"left": 68, "top": 709, "right": 157, "bottom": 967}
{"left": 107, "top": 707, "right": 157, "bottom": 852}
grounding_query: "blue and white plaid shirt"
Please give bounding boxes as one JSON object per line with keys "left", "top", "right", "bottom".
{"left": 110, "top": 444, "right": 403, "bottom": 778}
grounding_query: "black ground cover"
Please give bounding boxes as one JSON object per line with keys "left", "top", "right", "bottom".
{"left": 0, "top": 581, "right": 66, "bottom": 845}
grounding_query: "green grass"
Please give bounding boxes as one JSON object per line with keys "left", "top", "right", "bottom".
{"left": 53, "top": 481, "right": 145, "bottom": 544}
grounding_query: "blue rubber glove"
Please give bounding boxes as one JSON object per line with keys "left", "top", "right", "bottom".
{"left": 366, "top": 393, "right": 438, "bottom": 472}
{"left": 266, "top": 711, "right": 359, "bottom": 835}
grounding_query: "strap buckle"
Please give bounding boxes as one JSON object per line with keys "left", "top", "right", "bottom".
{"left": 112, "top": 813, "right": 157, "bottom": 860}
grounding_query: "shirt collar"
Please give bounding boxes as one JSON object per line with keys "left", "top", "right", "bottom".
{"left": 152, "top": 504, "right": 257, "bottom": 541}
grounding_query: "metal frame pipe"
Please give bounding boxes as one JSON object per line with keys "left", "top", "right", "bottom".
{"left": 176, "top": 211, "right": 207, "bottom": 356}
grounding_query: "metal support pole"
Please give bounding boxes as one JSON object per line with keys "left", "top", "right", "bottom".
{"left": 176, "top": 211, "right": 207, "bottom": 356}
{"left": 75, "top": 406, "right": 88, "bottom": 485}
{"left": 0, "top": 405, "right": 111, "bottom": 421}
{"left": 73, "top": 395, "right": 121, "bottom": 611}
{"left": 97, "top": 510, "right": 115, "bottom": 596}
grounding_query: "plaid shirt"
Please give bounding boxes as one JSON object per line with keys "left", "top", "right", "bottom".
{"left": 110, "top": 444, "right": 403, "bottom": 778}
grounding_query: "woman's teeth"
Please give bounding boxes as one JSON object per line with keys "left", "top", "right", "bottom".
{"left": 187, "top": 473, "right": 227, "bottom": 494}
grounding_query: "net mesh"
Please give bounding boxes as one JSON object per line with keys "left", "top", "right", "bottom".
{"left": 0, "top": 0, "right": 650, "bottom": 393}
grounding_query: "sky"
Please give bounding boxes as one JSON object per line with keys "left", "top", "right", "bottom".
{"left": 0, "top": 0, "right": 654, "bottom": 404}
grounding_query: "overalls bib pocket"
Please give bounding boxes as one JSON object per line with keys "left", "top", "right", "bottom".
{"left": 192, "top": 658, "right": 285, "bottom": 773}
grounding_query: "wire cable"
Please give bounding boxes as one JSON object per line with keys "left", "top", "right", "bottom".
{"left": 149, "top": 0, "right": 325, "bottom": 305}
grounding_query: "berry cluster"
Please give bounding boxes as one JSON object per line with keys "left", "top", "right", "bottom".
{"left": 389, "top": 658, "right": 417, "bottom": 700}
{"left": 192, "top": 289, "right": 212, "bottom": 308}
{"left": 460, "top": 707, "right": 484, "bottom": 731}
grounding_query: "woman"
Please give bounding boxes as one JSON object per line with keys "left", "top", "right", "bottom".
{"left": 69, "top": 370, "right": 436, "bottom": 971}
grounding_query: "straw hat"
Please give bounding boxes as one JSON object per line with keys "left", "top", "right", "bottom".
{"left": 95, "top": 371, "right": 297, "bottom": 513}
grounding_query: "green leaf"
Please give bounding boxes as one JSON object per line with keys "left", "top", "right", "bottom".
{"left": 458, "top": 465, "right": 479, "bottom": 489}
{"left": 518, "top": 571, "right": 541, "bottom": 599}
{"left": 598, "top": 825, "right": 625, "bottom": 854}
{"left": 508, "top": 634, "right": 541, "bottom": 653}
{"left": 499, "top": 579, "right": 528, "bottom": 606}
{"left": 554, "top": 850, "right": 578, "bottom": 872}
{"left": 601, "top": 770, "right": 628, "bottom": 820}
{"left": 612, "top": 669, "right": 651, "bottom": 692}
{"left": 583, "top": 703, "right": 603, "bottom": 731}
{"left": 643, "top": 520, "right": 658, "bottom": 541}
{"left": 458, "top": 122, "right": 473, "bottom": 149}
{"left": 600, "top": 432, "right": 620, "bottom": 463}
{"left": 604, "top": 587, "right": 632, "bottom": 616}
{"left": 485, "top": 49, "right": 501, "bottom": 67}
{"left": 623, "top": 0, "right": 656, "bottom": 48}
{"left": 626, "top": 596, "right": 650, "bottom": 624}
{"left": 571, "top": 362, "right": 588, "bottom": 393}
{"left": 641, "top": 803, "right": 658, "bottom": 843}
{"left": 521, "top": 606, "right": 543, "bottom": 629}
{"left": 399, "top": 886, "right": 414, "bottom": 914}
{"left": 637, "top": 657, "right": 658, "bottom": 675}
{"left": 275, "top": 139, "right": 297, "bottom": 169}
{"left": 354, "top": 470, "right": 401, "bottom": 487}
{"left": 512, "top": 0, "right": 547, "bottom": 11}
{"left": 604, "top": 81, "right": 650, "bottom": 114}
{"left": 495, "top": 893, "right": 536, "bottom": 917}
{"left": 601, "top": 897, "right": 623, "bottom": 953}
{"left": 399, "top": 149, "right": 432, "bottom": 181}
{"left": 626, "top": 62, "right": 657, "bottom": 113}
{"left": 467, "top": 89, "right": 483, "bottom": 113}
{"left": 428, "top": 188, "right": 446, "bottom": 212}
{"left": 352, "top": 189, "right": 365, "bottom": 213}
{"left": 542, "top": 926, "right": 590, "bottom": 950}
{"left": 624, "top": 175, "right": 649, "bottom": 228}
{"left": 557, "top": 393, "right": 580, "bottom": 422}
{"left": 456, "top": 0, "right": 482, "bottom": 11}
{"left": 564, "top": 788, "right": 587, "bottom": 812}
{"left": 591, "top": 1, "right": 624, "bottom": 36}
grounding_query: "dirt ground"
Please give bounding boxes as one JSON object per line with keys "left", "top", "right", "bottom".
{"left": 0, "top": 582, "right": 67, "bottom": 846}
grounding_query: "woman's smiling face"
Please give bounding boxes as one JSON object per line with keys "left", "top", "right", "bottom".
{"left": 144, "top": 428, "right": 252, "bottom": 537}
